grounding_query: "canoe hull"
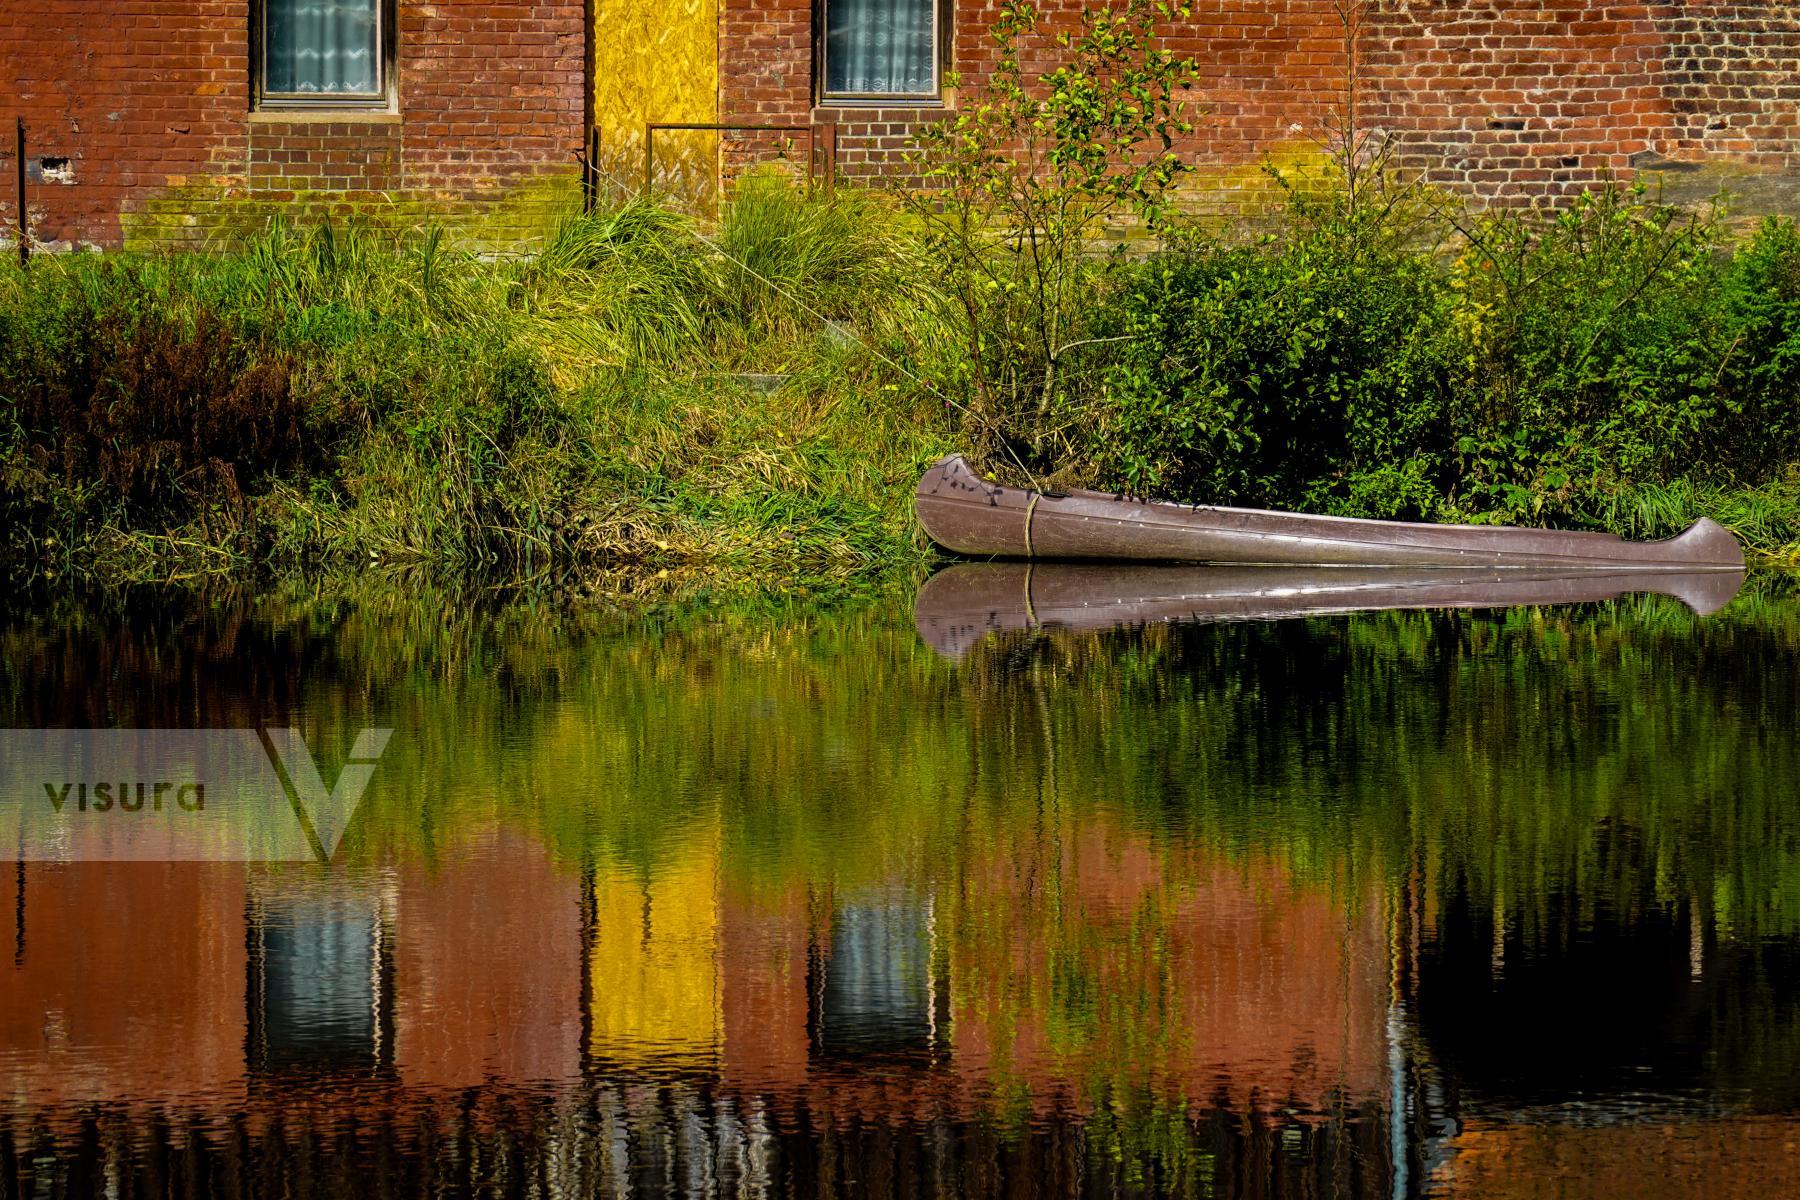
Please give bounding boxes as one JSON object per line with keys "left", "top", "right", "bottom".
{"left": 915, "top": 455, "right": 1746, "bottom": 570}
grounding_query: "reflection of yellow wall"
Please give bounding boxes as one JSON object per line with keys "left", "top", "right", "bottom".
{"left": 592, "top": 0, "right": 719, "bottom": 198}
{"left": 589, "top": 837, "right": 720, "bottom": 1064}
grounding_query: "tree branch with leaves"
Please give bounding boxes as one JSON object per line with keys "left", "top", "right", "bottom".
{"left": 907, "top": 0, "right": 1199, "bottom": 476}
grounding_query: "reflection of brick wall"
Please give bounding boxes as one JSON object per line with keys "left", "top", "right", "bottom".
{"left": 719, "top": 0, "right": 1800, "bottom": 210}
{"left": 0, "top": 1, "right": 585, "bottom": 250}
{"left": 950, "top": 826, "right": 1391, "bottom": 1114}
{"left": 393, "top": 829, "right": 584, "bottom": 1091}
{"left": 1434, "top": 1118, "right": 1800, "bottom": 1200}
{"left": 0, "top": 863, "right": 248, "bottom": 1109}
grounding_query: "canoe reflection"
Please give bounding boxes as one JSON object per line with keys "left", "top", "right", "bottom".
{"left": 915, "top": 562, "right": 1748, "bottom": 659}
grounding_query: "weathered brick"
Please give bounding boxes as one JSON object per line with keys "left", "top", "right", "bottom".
{"left": 717, "top": 0, "right": 1800, "bottom": 207}
{"left": 2, "top": 0, "right": 584, "bottom": 247}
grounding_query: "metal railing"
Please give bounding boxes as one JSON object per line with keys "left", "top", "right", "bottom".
{"left": 578, "top": 121, "right": 838, "bottom": 213}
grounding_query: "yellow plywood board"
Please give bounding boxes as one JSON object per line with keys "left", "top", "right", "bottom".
{"left": 593, "top": 0, "right": 719, "bottom": 200}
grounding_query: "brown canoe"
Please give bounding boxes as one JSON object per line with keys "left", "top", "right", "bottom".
{"left": 916, "top": 454, "right": 1746, "bottom": 570}
{"left": 914, "top": 562, "right": 1747, "bottom": 660}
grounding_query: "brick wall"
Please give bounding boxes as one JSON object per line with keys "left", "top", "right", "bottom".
{"left": 1362, "top": 2, "right": 1672, "bottom": 201}
{"left": 1653, "top": 5, "right": 1800, "bottom": 162}
{"left": 0, "top": 0, "right": 249, "bottom": 249}
{"left": 718, "top": 0, "right": 1800, "bottom": 209}
{"left": 0, "top": 0, "right": 585, "bottom": 250}
{"left": 1362, "top": 2, "right": 1800, "bottom": 203}
{"left": 719, "top": 0, "right": 1355, "bottom": 186}
{"left": 9, "top": 1, "right": 1800, "bottom": 247}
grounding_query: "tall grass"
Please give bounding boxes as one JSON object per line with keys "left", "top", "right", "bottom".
{"left": 1599, "top": 477, "right": 1800, "bottom": 560}
{"left": 0, "top": 178, "right": 956, "bottom": 582}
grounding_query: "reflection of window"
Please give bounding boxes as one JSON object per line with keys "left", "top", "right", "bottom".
{"left": 820, "top": 0, "right": 942, "bottom": 103}
{"left": 249, "top": 895, "right": 391, "bottom": 1073}
{"left": 256, "top": 0, "right": 392, "bottom": 107}
{"left": 814, "top": 891, "right": 939, "bottom": 1057}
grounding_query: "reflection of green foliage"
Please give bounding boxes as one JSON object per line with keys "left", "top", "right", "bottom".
{"left": 5, "top": 572, "right": 1800, "bottom": 1118}
{"left": 4, "top": 572, "right": 1799, "bottom": 929}
{"left": 1080, "top": 1090, "right": 1221, "bottom": 1196}
{"left": 1047, "top": 947, "right": 1100, "bottom": 1054}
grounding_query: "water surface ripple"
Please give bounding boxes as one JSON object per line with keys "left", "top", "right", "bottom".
{"left": 2, "top": 570, "right": 1797, "bottom": 1199}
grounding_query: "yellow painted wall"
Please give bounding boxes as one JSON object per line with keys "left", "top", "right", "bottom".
{"left": 588, "top": 835, "right": 721, "bottom": 1065}
{"left": 592, "top": 0, "right": 719, "bottom": 202}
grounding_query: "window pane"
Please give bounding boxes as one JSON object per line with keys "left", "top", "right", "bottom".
{"left": 825, "top": 0, "right": 935, "bottom": 97}
{"left": 266, "top": 0, "right": 380, "bottom": 96}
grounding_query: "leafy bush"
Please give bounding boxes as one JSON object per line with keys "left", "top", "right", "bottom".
{"left": 1091, "top": 181, "right": 1451, "bottom": 513}
{"left": 1442, "top": 187, "right": 1733, "bottom": 520}
{"left": 1051, "top": 182, "right": 1800, "bottom": 539}
{"left": 1716, "top": 216, "right": 1800, "bottom": 479}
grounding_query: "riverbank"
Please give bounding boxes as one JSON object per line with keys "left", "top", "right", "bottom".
{"left": 0, "top": 184, "right": 959, "bottom": 585}
{"left": 4, "top": 179, "right": 1800, "bottom": 586}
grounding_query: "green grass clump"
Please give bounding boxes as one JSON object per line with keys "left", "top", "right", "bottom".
{"left": 0, "top": 178, "right": 956, "bottom": 583}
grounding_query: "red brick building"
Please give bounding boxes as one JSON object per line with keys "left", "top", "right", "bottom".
{"left": 4, "top": 1, "right": 1799, "bottom": 250}
{"left": 1, "top": 0, "right": 586, "bottom": 249}
{"left": 725, "top": 0, "right": 1800, "bottom": 204}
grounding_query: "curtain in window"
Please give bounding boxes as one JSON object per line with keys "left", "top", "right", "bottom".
{"left": 825, "top": 0, "right": 935, "bottom": 96}
{"left": 265, "top": 0, "right": 380, "bottom": 95}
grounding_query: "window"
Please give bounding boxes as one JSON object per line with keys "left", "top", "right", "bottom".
{"left": 248, "top": 893, "right": 393, "bottom": 1075}
{"left": 255, "top": 0, "right": 392, "bottom": 108}
{"left": 820, "top": 0, "right": 942, "bottom": 103}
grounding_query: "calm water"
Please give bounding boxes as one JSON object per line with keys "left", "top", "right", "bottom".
{"left": 2, "top": 567, "right": 1799, "bottom": 1199}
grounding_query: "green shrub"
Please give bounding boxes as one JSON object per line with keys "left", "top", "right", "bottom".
{"left": 0, "top": 185, "right": 952, "bottom": 580}
{"left": 1091, "top": 185, "right": 1452, "bottom": 512}
{"left": 1716, "top": 217, "right": 1800, "bottom": 480}
{"left": 1441, "top": 187, "right": 1732, "bottom": 521}
{"left": 1046, "top": 182, "right": 1800, "bottom": 543}
{"left": 0, "top": 263, "right": 311, "bottom": 559}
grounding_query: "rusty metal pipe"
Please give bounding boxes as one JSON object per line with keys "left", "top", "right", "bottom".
{"left": 14, "top": 118, "right": 25, "bottom": 268}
